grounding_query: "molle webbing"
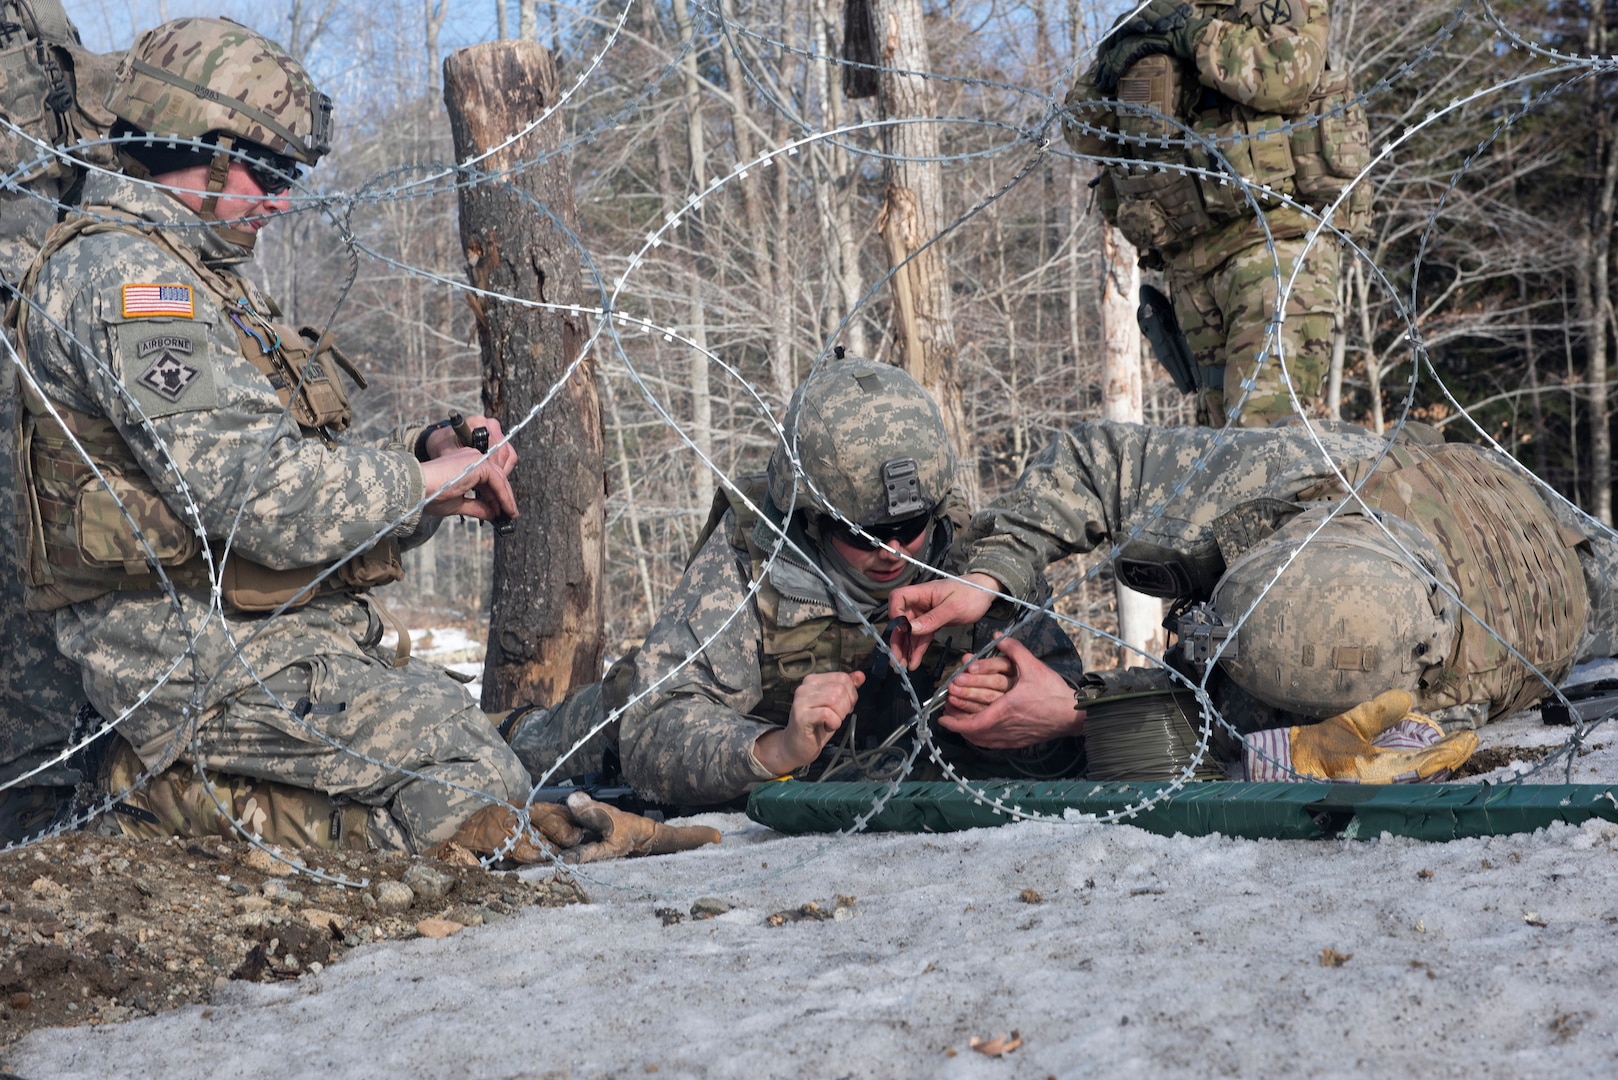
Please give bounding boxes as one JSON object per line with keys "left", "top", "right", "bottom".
{"left": 1300, "top": 444, "right": 1588, "bottom": 717}
{"left": 12, "top": 212, "right": 393, "bottom": 611}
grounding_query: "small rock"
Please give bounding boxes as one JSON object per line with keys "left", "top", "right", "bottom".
{"left": 233, "top": 911, "right": 271, "bottom": 929}
{"left": 443, "top": 904, "right": 486, "bottom": 927}
{"left": 690, "top": 897, "right": 731, "bottom": 920}
{"left": 29, "top": 877, "right": 67, "bottom": 899}
{"left": 415, "top": 918, "right": 464, "bottom": 939}
{"left": 1019, "top": 888, "right": 1044, "bottom": 904}
{"left": 277, "top": 890, "right": 306, "bottom": 907}
{"left": 372, "top": 880, "right": 415, "bottom": 913}
{"left": 237, "top": 896, "right": 273, "bottom": 913}
{"left": 360, "top": 892, "right": 377, "bottom": 910}
{"left": 307, "top": 961, "right": 323, "bottom": 975}
{"left": 402, "top": 863, "right": 456, "bottom": 902}
{"left": 241, "top": 847, "right": 300, "bottom": 877}
{"left": 300, "top": 908, "right": 347, "bottom": 934}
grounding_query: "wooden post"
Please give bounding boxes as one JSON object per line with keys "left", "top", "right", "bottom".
{"left": 443, "top": 41, "right": 605, "bottom": 711}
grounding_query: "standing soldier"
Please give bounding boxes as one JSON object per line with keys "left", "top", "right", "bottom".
{"left": 1065, "top": 0, "right": 1371, "bottom": 427}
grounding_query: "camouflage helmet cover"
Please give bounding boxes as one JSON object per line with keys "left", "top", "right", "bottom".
{"left": 106, "top": 17, "right": 332, "bottom": 165}
{"left": 1210, "top": 507, "right": 1458, "bottom": 718}
{"left": 767, "top": 358, "right": 956, "bottom": 526}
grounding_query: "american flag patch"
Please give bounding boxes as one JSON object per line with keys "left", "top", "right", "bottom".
{"left": 122, "top": 284, "right": 195, "bottom": 319}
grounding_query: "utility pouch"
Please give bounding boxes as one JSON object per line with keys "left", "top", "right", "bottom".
{"left": 218, "top": 556, "right": 321, "bottom": 612}
{"left": 264, "top": 324, "right": 356, "bottom": 432}
{"left": 74, "top": 468, "right": 201, "bottom": 573}
{"left": 1290, "top": 69, "right": 1372, "bottom": 237}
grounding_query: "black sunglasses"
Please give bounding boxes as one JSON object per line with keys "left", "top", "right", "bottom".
{"left": 242, "top": 149, "right": 299, "bottom": 195}
{"left": 823, "top": 513, "right": 930, "bottom": 552}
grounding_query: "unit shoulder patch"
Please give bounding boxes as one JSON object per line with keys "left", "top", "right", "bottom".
{"left": 115, "top": 323, "right": 218, "bottom": 419}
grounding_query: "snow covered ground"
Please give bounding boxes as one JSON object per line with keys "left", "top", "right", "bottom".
{"left": 9, "top": 661, "right": 1618, "bottom": 1078}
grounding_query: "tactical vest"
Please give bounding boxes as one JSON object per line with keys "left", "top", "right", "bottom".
{"left": 1064, "top": 0, "right": 1371, "bottom": 253}
{"left": 0, "top": 0, "right": 118, "bottom": 281}
{"left": 1293, "top": 443, "right": 1589, "bottom": 719}
{"left": 8, "top": 211, "right": 402, "bottom": 612}
{"left": 694, "top": 477, "right": 970, "bottom": 728}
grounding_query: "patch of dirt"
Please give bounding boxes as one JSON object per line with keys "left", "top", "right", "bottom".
{"left": 1453, "top": 745, "right": 1552, "bottom": 778}
{"left": 0, "top": 831, "right": 585, "bottom": 1050}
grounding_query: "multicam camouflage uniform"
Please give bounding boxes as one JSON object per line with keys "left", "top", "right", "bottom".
{"left": 960, "top": 420, "right": 1618, "bottom": 725}
{"left": 1065, "top": 0, "right": 1371, "bottom": 427}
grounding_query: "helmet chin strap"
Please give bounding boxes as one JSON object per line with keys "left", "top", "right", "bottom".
{"left": 197, "top": 135, "right": 258, "bottom": 251}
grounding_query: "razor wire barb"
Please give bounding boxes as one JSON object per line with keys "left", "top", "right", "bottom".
{"left": 2, "top": 0, "right": 1617, "bottom": 879}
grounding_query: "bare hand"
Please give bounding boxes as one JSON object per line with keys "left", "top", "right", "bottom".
{"left": 422, "top": 414, "right": 517, "bottom": 474}
{"left": 938, "top": 635, "right": 1084, "bottom": 749}
{"left": 420, "top": 446, "right": 519, "bottom": 523}
{"left": 940, "top": 653, "right": 1016, "bottom": 719}
{"left": 886, "top": 573, "right": 1003, "bottom": 669}
{"left": 752, "top": 670, "right": 865, "bottom": 776}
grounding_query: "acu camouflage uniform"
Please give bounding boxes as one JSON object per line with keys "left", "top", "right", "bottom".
{"left": 616, "top": 478, "right": 1085, "bottom": 809}
{"left": 10, "top": 171, "right": 527, "bottom": 852}
{"left": 0, "top": 0, "right": 120, "bottom": 838}
{"left": 1066, "top": 0, "right": 1370, "bottom": 427}
{"left": 961, "top": 420, "right": 1618, "bottom": 727}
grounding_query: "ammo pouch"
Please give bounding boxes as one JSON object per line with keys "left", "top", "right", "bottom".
{"left": 1288, "top": 69, "right": 1372, "bottom": 238}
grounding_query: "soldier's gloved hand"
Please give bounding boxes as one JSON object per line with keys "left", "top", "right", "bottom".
{"left": 1242, "top": 690, "right": 1479, "bottom": 783}
{"left": 561, "top": 792, "right": 721, "bottom": 864}
{"left": 1094, "top": 34, "right": 1166, "bottom": 95}
{"left": 423, "top": 799, "right": 585, "bottom": 864}
{"left": 1122, "top": 0, "right": 1211, "bottom": 60}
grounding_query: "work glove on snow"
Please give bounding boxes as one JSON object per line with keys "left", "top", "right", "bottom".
{"left": 425, "top": 794, "right": 720, "bottom": 865}
{"left": 561, "top": 792, "right": 722, "bottom": 864}
{"left": 1243, "top": 690, "right": 1478, "bottom": 783}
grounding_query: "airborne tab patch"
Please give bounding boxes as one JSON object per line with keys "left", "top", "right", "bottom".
{"left": 122, "top": 283, "right": 195, "bottom": 319}
{"left": 116, "top": 324, "right": 217, "bottom": 419}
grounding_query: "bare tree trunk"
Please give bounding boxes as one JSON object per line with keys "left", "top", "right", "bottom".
{"left": 497, "top": 0, "right": 508, "bottom": 41}
{"left": 444, "top": 42, "right": 605, "bottom": 710}
{"left": 424, "top": 0, "right": 447, "bottom": 95}
{"left": 1583, "top": 13, "right": 1615, "bottom": 525}
{"left": 1101, "top": 224, "right": 1162, "bottom": 667}
{"left": 870, "top": 0, "right": 974, "bottom": 503}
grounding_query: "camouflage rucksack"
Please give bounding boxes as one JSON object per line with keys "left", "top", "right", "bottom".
{"left": 0, "top": 0, "right": 118, "bottom": 285}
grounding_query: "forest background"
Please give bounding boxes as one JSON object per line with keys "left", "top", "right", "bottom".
{"left": 60, "top": 0, "right": 1618, "bottom": 669}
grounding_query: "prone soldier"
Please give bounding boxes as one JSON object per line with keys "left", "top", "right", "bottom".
{"left": 1065, "top": 0, "right": 1371, "bottom": 427}
{"left": 889, "top": 420, "right": 1618, "bottom": 783}
{"left": 597, "top": 359, "right": 1086, "bottom": 808}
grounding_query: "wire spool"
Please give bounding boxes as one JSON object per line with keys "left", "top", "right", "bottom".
{"left": 1080, "top": 670, "right": 1224, "bottom": 783}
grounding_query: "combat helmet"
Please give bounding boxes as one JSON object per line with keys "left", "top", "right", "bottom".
{"left": 106, "top": 17, "right": 332, "bottom": 241}
{"left": 1207, "top": 506, "right": 1457, "bottom": 718}
{"left": 767, "top": 358, "right": 956, "bottom": 530}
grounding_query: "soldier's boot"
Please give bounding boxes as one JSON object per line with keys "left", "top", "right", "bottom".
{"left": 0, "top": 785, "right": 74, "bottom": 844}
{"left": 104, "top": 739, "right": 370, "bottom": 850}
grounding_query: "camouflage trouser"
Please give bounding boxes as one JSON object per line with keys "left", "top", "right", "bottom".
{"left": 106, "top": 738, "right": 370, "bottom": 850}
{"left": 1167, "top": 232, "right": 1340, "bottom": 428}
{"left": 504, "top": 652, "right": 634, "bottom": 785}
{"left": 174, "top": 654, "right": 530, "bottom": 852}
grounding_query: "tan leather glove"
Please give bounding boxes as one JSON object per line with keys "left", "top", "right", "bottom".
{"left": 1244, "top": 690, "right": 1478, "bottom": 783}
{"left": 423, "top": 800, "right": 586, "bottom": 864}
{"left": 561, "top": 792, "right": 721, "bottom": 864}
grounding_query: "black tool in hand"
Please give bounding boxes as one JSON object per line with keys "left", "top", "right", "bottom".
{"left": 448, "top": 412, "right": 517, "bottom": 535}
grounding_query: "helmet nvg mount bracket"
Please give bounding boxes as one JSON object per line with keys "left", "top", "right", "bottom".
{"left": 766, "top": 358, "right": 956, "bottom": 528}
